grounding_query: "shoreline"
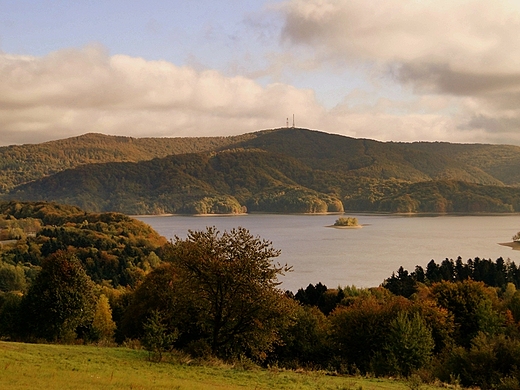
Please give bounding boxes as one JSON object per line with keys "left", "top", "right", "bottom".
{"left": 192, "top": 213, "right": 248, "bottom": 217}
{"left": 499, "top": 241, "right": 520, "bottom": 250}
{"left": 326, "top": 225, "right": 363, "bottom": 229}
{"left": 132, "top": 211, "right": 520, "bottom": 218}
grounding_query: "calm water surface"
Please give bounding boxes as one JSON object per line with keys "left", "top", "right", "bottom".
{"left": 134, "top": 214, "right": 520, "bottom": 292}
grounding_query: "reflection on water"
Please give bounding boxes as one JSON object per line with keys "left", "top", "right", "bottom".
{"left": 135, "top": 214, "right": 520, "bottom": 292}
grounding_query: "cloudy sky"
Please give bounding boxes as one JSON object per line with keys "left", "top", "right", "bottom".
{"left": 1, "top": 0, "right": 520, "bottom": 146}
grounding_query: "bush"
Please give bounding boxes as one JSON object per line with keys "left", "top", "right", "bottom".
{"left": 445, "top": 333, "right": 520, "bottom": 389}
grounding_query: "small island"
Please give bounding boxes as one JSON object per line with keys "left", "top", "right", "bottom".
{"left": 328, "top": 216, "right": 362, "bottom": 229}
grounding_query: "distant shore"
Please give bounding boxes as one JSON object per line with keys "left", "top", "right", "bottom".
{"left": 132, "top": 212, "right": 345, "bottom": 217}
{"left": 130, "top": 211, "right": 520, "bottom": 219}
{"left": 193, "top": 213, "right": 248, "bottom": 217}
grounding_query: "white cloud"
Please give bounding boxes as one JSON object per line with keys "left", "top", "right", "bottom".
{"left": 280, "top": 0, "right": 520, "bottom": 71}
{"left": 279, "top": 0, "right": 520, "bottom": 143}
{"left": 3, "top": 0, "right": 520, "bottom": 148}
{"left": 0, "top": 45, "right": 325, "bottom": 145}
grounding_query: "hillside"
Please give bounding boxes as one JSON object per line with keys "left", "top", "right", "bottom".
{"left": 0, "top": 201, "right": 167, "bottom": 287}
{"left": 7, "top": 149, "right": 346, "bottom": 214}
{"left": 5, "top": 128, "right": 520, "bottom": 214}
{"left": 7, "top": 147, "right": 520, "bottom": 215}
{"left": 233, "top": 129, "right": 508, "bottom": 185}
{"left": 0, "top": 132, "right": 257, "bottom": 193}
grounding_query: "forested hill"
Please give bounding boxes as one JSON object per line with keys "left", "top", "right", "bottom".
{"left": 0, "top": 132, "right": 257, "bottom": 193}
{"left": 233, "top": 128, "right": 520, "bottom": 185}
{"left": 5, "top": 128, "right": 520, "bottom": 214}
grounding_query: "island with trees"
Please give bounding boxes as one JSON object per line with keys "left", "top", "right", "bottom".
{"left": 330, "top": 216, "right": 361, "bottom": 228}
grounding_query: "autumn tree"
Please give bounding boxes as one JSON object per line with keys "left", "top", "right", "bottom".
{"left": 120, "top": 263, "right": 189, "bottom": 343}
{"left": 91, "top": 294, "right": 116, "bottom": 342}
{"left": 329, "top": 292, "right": 411, "bottom": 373}
{"left": 431, "top": 280, "right": 502, "bottom": 347}
{"left": 165, "top": 226, "right": 292, "bottom": 360}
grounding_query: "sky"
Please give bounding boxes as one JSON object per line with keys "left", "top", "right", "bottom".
{"left": 2, "top": 0, "right": 520, "bottom": 146}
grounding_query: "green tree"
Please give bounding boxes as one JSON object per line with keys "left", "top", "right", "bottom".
{"left": 431, "top": 280, "right": 502, "bottom": 347}
{"left": 446, "top": 333, "right": 520, "bottom": 389}
{"left": 142, "top": 310, "right": 178, "bottom": 361}
{"left": 0, "top": 292, "right": 22, "bottom": 339}
{"left": 166, "top": 226, "right": 292, "bottom": 360}
{"left": 383, "top": 312, "right": 434, "bottom": 377}
{"left": 20, "top": 250, "right": 96, "bottom": 341}
{"left": 273, "top": 304, "right": 331, "bottom": 369}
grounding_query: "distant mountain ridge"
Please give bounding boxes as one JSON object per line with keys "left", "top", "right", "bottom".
{"left": 4, "top": 128, "right": 520, "bottom": 214}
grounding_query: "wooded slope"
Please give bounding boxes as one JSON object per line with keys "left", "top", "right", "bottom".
{"left": 0, "top": 132, "right": 256, "bottom": 192}
{"left": 5, "top": 128, "right": 520, "bottom": 214}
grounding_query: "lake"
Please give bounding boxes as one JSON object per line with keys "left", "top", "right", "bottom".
{"left": 134, "top": 213, "right": 520, "bottom": 292}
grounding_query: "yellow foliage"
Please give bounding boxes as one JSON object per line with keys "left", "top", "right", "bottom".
{"left": 92, "top": 294, "right": 116, "bottom": 341}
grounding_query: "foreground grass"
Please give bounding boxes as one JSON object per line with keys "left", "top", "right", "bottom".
{"left": 1, "top": 341, "right": 444, "bottom": 390}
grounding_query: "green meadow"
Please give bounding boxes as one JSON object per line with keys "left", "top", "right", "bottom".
{"left": 0, "top": 341, "right": 445, "bottom": 390}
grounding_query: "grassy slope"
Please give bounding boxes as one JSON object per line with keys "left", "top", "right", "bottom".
{"left": 0, "top": 341, "right": 442, "bottom": 390}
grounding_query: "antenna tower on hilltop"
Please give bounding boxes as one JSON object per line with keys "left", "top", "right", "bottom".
{"left": 292, "top": 114, "right": 295, "bottom": 128}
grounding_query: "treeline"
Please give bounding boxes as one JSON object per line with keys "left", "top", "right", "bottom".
{"left": 290, "top": 277, "right": 520, "bottom": 389}
{"left": 1, "top": 204, "right": 520, "bottom": 388}
{"left": 384, "top": 256, "right": 520, "bottom": 298}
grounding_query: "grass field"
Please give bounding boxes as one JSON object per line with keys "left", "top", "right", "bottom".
{"left": 0, "top": 341, "right": 446, "bottom": 390}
